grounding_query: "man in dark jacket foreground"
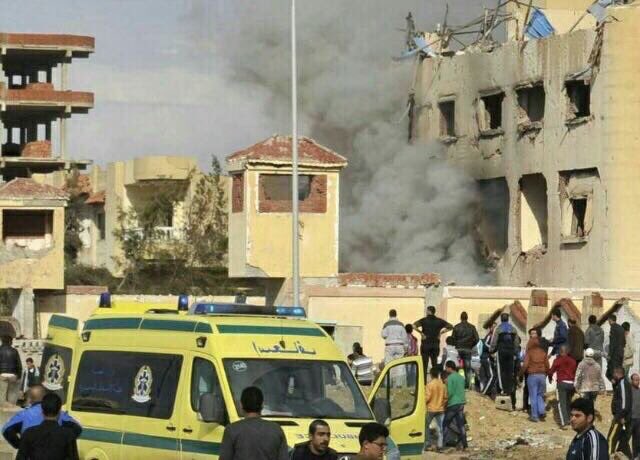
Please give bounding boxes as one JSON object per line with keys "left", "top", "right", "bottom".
{"left": 16, "top": 393, "right": 79, "bottom": 460}
{"left": 566, "top": 398, "right": 609, "bottom": 460}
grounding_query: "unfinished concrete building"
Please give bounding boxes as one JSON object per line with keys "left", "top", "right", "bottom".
{"left": 0, "top": 33, "right": 94, "bottom": 338}
{"left": 413, "top": 1, "right": 640, "bottom": 289}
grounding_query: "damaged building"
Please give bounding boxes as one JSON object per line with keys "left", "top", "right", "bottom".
{"left": 0, "top": 33, "right": 93, "bottom": 337}
{"left": 413, "top": 0, "right": 640, "bottom": 288}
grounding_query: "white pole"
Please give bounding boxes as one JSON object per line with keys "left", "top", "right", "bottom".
{"left": 291, "top": 0, "right": 300, "bottom": 307}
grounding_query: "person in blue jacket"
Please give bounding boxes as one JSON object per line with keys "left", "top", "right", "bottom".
{"left": 550, "top": 308, "right": 568, "bottom": 356}
{"left": 2, "top": 384, "right": 81, "bottom": 449}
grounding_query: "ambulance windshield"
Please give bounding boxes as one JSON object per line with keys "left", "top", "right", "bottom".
{"left": 223, "top": 359, "right": 372, "bottom": 420}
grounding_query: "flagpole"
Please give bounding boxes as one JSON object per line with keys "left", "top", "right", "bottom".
{"left": 291, "top": 0, "right": 300, "bottom": 307}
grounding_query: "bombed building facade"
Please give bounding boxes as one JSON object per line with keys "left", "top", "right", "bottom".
{"left": 413, "top": 0, "right": 640, "bottom": 289}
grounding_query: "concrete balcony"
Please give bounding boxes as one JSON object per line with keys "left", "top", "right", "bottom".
{"left": 0, "top": 83, "right": 93, "bottom": 113}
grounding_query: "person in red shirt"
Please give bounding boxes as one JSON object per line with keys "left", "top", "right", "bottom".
{"left": 549, "top": 345, "right": 578, "bottom": 429}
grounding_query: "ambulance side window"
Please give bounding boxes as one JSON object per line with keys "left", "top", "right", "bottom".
{"left": 191, "top": 358, "right": 220, "bottom": 412}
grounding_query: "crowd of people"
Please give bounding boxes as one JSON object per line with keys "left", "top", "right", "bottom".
{"left": 370, "top": 304, "right": 640, "bottom": 459}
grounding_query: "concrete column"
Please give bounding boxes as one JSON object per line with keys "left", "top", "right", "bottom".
{"left": 26, "top": 123, "right": 37, "bottom": 142}
{"left": 59, "top": 117, "right": 66, "bottom": 158}
{"left": 60, "top": 60, "right": 69, "bottom": 91}
{"left": 581, "top": 292, "right": 604, "bottom": 329}
{"left": 527, "top": 289, "right": 549, "bottom": 331}
{"left": 10, "top": 288, "right": 34, "bottom": 339}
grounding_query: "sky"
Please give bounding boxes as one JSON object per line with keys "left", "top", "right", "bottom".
{"left": 0, "top": 0, "right": 489, "bottom": 170}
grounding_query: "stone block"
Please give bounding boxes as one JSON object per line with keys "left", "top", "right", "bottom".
{"left": 495, "top": 395, "right": 513, "bottom": 411}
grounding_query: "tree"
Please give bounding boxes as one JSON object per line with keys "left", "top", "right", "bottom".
{"left": 182, "top": 154, "right": 228, "bottom": 269}
{"left": 112, "top": 183, "right": 186, "bottom": 290}
{"left": 63, "top": 169, "right": 85, "bottom": 265}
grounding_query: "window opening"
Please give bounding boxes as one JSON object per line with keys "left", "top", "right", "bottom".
{"left": 519, "top": 174, "right": 548, "bottom": 252}
{"left": 479, "top": 92, "right": 504, "bottom": 131}
{"left": 439, "top": 100, "right": 456, "bottom": 138}
{"left": 566, "top": 80, "right": 590, "bottom": 119}
{"left": 517, "top": 85, "right": 545, "bottom": 123}
{"left": 571, "top": 198, "right": 587, "bottom": 237}
{"left": 97, "top": 212, "right": 106, "bottom": 240}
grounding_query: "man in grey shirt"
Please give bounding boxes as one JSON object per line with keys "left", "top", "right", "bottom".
{"left": 220, "top": 386, "right": 289, "bottom": 460}
{"left": 584, "top": 315, "right": 605, "bottom": 366}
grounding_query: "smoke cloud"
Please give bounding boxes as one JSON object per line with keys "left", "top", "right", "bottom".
{"left": 193, "top": 0, "right": 492, "bottom": 284}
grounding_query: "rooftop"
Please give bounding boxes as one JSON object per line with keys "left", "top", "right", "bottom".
{"left": 0, "top": 33, "right": 94, "bottom": 54}
{"left": 226, "top": 135, "right": 348, "bottom": 169}
{"left": 0, "top": 177, "right": 67, "bottom": 201}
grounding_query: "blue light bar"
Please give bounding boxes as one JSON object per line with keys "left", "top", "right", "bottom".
{"left": 177, "top": 295, "right": 189, "bottom": 311}
{"left": 191, "top": 303, "right": 306, "bottom": 318}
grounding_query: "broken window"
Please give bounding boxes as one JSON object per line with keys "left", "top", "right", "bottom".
{"left": 477, "top": 178, "right": 509, "bottom": 260}
{"left": 519, "top": 174, "right": 548, "bottom": 252}
{"left": 232, "top": 174, "right": 244, "bottom": 213}
{"left": 3, "top": 210, "right": 52, "bottom": 238}
{"left": 97, "top": 212, "right": 106, "bottom": 240}
{"left": 560, "top": 169, "right": 599, "bottom": 242}
{"left": 565, "top": 80, "right": 590, "bottom": 120}
{"left": 517, "top": 84, "right": 545, "bottom": 124}
{"left": 2, "top": 210, "right": 53, "bottom": 250}
{"left": 438, "top": 100, "right": 456, "bottom": 138}
{"left": 570, "top": 198, "right": 587, "bottom": 237}
{"left": 259, "top": 174, "right": 326, "bottom": 213}
{"left": 478, "top": 92, "right": 505, "bottom": 134}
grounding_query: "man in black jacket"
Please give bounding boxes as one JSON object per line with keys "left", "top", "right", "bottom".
{"left": 452, "top": 312, "right": 479, "bottom": 389}
{"left": 290, "top": 420, "right": 337, "bottom": 460}
{"left": 414, "top": 306, "right": 453, "bottom": 378}
{"left": 607, "top": 315, "right": 626, "bottom": 381}
{"left": 16, "top": 393, "right": 78, "bottom": 460}
{"left": 0, "top": 335, "right": 22, "bottom": 405}
{"left": 608, "top": 366, "right": 632, "bottom": 457}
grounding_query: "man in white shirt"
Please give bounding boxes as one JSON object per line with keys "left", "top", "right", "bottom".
{"left": 381, "top": 309, "right": 409, "bottom": 365}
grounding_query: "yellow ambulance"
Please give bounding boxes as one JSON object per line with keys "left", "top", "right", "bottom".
{"left": 42, "top": 302, "right": 425, "bottom": 459}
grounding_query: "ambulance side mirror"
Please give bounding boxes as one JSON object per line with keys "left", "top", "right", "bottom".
{"left": 199, "top": 393, "right": 224, "bottom": 424}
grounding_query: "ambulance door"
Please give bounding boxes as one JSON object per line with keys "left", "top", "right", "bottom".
{"left": 179, "top": 354, "right": 226, "bottom": 459}
{"left": 367, "top": 356, "right": 425, "bottom": 460}
{"left": 119, "top": 351, "right": 183, "bottom": 459}
{"left": 41, "top": 315, "right": 79, "bottom": 406}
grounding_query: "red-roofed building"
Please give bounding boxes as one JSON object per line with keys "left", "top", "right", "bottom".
{"left": 226, "top": 135, "right": 347, "bottom": 279}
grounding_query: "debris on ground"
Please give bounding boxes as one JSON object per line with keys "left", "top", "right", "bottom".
{"left": 423, "top": 390, "right": 614, "bottom": 459}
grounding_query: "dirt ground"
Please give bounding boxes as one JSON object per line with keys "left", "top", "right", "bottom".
{"left": 424, "top": 390, "right": 614, "bottom": 459}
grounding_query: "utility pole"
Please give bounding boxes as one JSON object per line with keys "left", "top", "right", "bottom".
{"left": 291, "top": 0, "right": 300, "bottom": 307}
